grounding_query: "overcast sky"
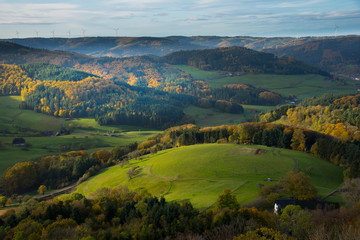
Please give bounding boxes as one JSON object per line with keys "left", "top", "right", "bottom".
{"left": 1, "top": 0, "right": 359, "bottom": 38}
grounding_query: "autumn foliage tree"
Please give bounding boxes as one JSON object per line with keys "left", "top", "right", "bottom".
{"left": 216, "top": 188, "right": 239, "bottom": 209}
{"left": 280, "top": 171, "right": 318, "bottom": 200}
{"left": 2, "top": 161, "right": 40, "bottom": 195}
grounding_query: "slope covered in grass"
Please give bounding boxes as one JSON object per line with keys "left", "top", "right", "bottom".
{"left": 175, "top": 65, "right": 357, "bottom": 100}
{"left": 75, "top": 144, "right": 343, "bottom": 208}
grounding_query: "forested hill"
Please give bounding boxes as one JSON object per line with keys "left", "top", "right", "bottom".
{"left": 259, "top": 94, "right": 360, "bottom": 142}
{"left": 265, "top": 36, "right": 360, "bottom": 76}
{"left": 0, "top": 42, "right": 197, "bottom": 94}
{"left": 20, "top": 63, "right": 95, "bottom": 81}
{"left": 0, "top": 42, "right": 93, "bottom": 67}
{"left": 1, "top": 36, "right": 297, "bottom": 57}
{"left": 162, "top": 46, "right": 329, "bottom": 75}
{"left": 0, "top": 42, "right": 287, "bottom": 104}
{"left": 3, "top": 36, "right": 346, "bottom": 58}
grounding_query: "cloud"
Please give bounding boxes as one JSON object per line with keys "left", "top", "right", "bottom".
{"left": 154, "top": 13, "right": 168, "bottom": 17}
{"left": 0, "top": 3, "right": 101, "bottom": 25}
{"left": 186, "top": 17, "right": 209, "bottom": 22}
{"left": 105, "top": 0, "right": 170, "bottom": 5}
{"left": 276, "top": 0, "right": 325, "bottom": 8}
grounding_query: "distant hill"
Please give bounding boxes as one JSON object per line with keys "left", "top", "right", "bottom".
{"left": 265, "top": 36, "right": 360, "bottom": 76}
{"left": 1, "top": 36, "right": 327, "bottom": 58}
{"left": 0, "top": 42, "right": 196, "bottom": 94}
{"left": 0, "top": 42, "right": 291, "bottom": 103}
{"left": 162, "top": 46, "right": 329, "bottom": 75}
{"left": 0, "top": 41, "right": 93, "bottom": 67}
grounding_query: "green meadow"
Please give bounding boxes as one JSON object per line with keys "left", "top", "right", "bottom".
{"left": 0, "top": 96, "right": 160, "bottom": 176}
{"left": 175, "top": 65, "right": 358, "bottom": 100}
{"left": 0, "top": 96, "right": 63, "bottom": 133}
{"left": 74, "top": 144, "right": 343, "bottom": 209}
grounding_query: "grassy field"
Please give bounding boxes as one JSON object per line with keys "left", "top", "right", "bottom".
{"left": 73, "top": 144, "right": 343, "bottom": 209}
{"left": 0, "top": 130, "right": 159, "bottom": 176}
{"left": 175, "top": 65, "right": 358, "bottom": 100}
{"left": 0, "top": 96, "right": 64, "bottom": 133}
{"left": 184, "top": 105, "right": 274, "bottom": 127}
{"left": 0, "top": 96, "right": 160, "bottom": 176}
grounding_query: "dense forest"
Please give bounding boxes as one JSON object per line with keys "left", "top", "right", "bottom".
{"left": 259, "top": 94, "right": 360, "bottom": 142}
{"left": 1, "top": 43, "right": 297, "bottom": 127}
{"left": 162, "top": 46, "right": 329, "bottom": 75}
{"left": 20, "top": 63, "right": 95, "bottom": 82}
{"left": 266, "top": 36, "right": 360, "bottom": 75}
{"left": 1, "top": 185, "right": 359, "bottom": 240}
{"left": 0, "top": 64, "right": 194, "bottom": 129}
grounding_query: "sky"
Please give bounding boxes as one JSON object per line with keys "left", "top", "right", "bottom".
{"left": 0, "top": 0, "right": 359, "bottom": 38}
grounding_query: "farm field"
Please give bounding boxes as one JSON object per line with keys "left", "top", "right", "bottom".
{"left": 74, "top": 144, "right": 343, "bottom": 209}
{"left": 175, "top": 65, "right": 358, "bottom": 100}
{"left": 183, "top": 105, "right": 274, "bottom": 126}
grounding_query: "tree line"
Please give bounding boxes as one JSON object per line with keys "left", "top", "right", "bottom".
{"left": 0, "top": 185, "right": 359, "bottom": 240}
{"left": 1, "top": 143, "right": 138, "bottom": 195}
{"left": 141, "top": 123, "right": 360, "bottom": 178}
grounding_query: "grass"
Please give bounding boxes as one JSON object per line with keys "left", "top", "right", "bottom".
{"left": 73, "top": 144, "right": 343, "bottom": 209}
{"left": 66, "top": 118, "right": 154, "bottom": 134}
{"left": 183, "top": 105, "right": 274, "bottom": 127}
{"left": 0, "top": 96, "right": 160, "bottom": 176}
{"left": 0, "top": 130, "right": 159, "bottom": 177}
{"left": 175, "top": 65, "right": 358, "bottom": 100}
{"left": 0, "top": 96, "right": 63, "bottom": 133}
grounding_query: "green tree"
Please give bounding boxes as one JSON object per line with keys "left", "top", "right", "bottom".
{"left": 290, "top": 129, "right": 306, "bottom": 152}
{"left": 38, "top": 185, "right": 47, "bottom": 195}
{"left": 127, "top": 166, "right": 139, "bottom": 179}
{"left": 234, "top": 227, "right": 290, "bottom": 240}
{"left": 0, "top": 196, "right": 6, "bottom": 207}
{"left": 280, "top": 171, "right": 317, "bottom": 200}
{"left": 216, "top": 188, "right": 239, "bottom": 209}
{"left": 280, "top": 205, "right": 312, "bottom": 239}
{"left": 2, "top": 161, "right": 40, "bottom": 194}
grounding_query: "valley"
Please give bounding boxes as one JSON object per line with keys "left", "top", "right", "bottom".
{"left": 0, "top": 34, "right": 359, "bottom": 239}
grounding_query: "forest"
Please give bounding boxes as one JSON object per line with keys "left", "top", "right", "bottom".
{"left": 259, "top": 94, "right": 360, "bottom": 142}
{"left": 0, "top": 52, "right": 289, "bottom": 129}
{"left": 161, "top": 46, "right": 329, "bottom": 76}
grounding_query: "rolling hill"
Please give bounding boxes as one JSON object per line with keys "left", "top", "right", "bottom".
{"left": 0, "top": 36, "right": 297, "bottom": 58}
{"left": 265, "top": 36, "right": 360, "bottom": 76}
{"left": 162, "top": 46, "right": 328, "bottom": 75}
{"left": 74, "top": 143, "right": 343, "bottom": 208}
{"left": 3, "top": 36, "right": 352, "bottom": 58}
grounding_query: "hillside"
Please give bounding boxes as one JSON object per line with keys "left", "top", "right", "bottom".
{"left": 20, "top": 63, "right": 95, "bottom": 81}
{"left": 162, "top": 46, "right": 328, "bottom": 75}
{"left": 265, "top": 36, "right": 360, "bottom": 77}
{"left": 3, "top": 36, "right": 346, "bottom": 58}
{"left": 259, "top": 94, "right": 360, "bottom": 142}
{"left": 74, "top": 144, "right": 343, "bottom": 208}
{"left": 174, "top": 65, "right": 357, "bottom": 100}
{"left": 0, "top": 63, "right": 196, "bottom": 129}
{"left": 0, "top": 36, "right": 298, "bottom": 58}
{"left": 0, "top": 42, "right": 288, "bottom": 106}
